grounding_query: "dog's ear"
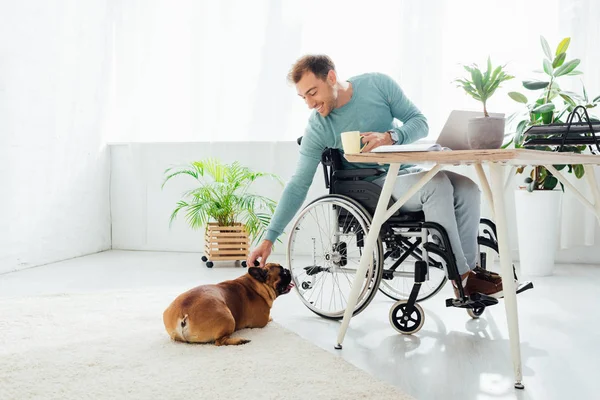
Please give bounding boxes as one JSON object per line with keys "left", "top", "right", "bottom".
{"left": 248, "top": 267, "right": 268, "bottom": 283}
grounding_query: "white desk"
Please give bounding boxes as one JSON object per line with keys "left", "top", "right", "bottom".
{"left": 338, "top": 148, "right": 600, "bottom": 389}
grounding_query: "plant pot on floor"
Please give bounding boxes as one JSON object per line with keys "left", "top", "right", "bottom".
{"left": 514, "top": 189, "right": 562, "bottom": 276}
{"left": 467, "top": 116, "right": 505, "bottom": 149}
{"left": 203, "top": 223, "right": 249, "bottom": 268}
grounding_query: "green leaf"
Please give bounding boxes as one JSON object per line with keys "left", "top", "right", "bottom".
{"left": 483, "top": 56, "right": 492, "bottom": 85}
{"left": 552, "top": 52, "right": 566, "bottom": 68}
{"left": 532, "top": 103, "right": 556, "bottom": 113}
{"left": 554, "top": 164, "right": 566, "bottom": 171}
{"left": 574, "top": 164, "right": 585, "bottom": 179}
{"left": 544, "top": 176, "right": 558, "bottom": 190}
{"left": 523, "top": 80, "right": 550, "bottom": 90}
{"left": 542, "top": 111, "right": 554, "bottom": 124}
{"left": 543, "top": 59, "right": 554, "bottom": 76}
{"left": 559, "top": 90, "right": 584, "bottom": 101}
{"left": 559, "top": 93, "right": 576, "bottom": 107}
{"left": 472, "top": 68, "right": 484, "bottom": 95}
{"left": 583, "top": 83, "right": 588, "bottom": 103}
{"left": 593, "top": 95, "right": 600, "bottom": 103}
{"left": 514, "top": 120, "right": 528, "bottom": 146}
{"left": 554, "top": 59, "right": 581, "bottom": 77}
{"left": 508, "top": 91, "right": 528, "bottom": 104}
{"left": 540, "top": 36, "right": 553, "bottom": 60}
{"left": 567, "top": 70, "right": 583, "bottom": 76}
{"left": 556, "top": 37, "right": 571, "bottom": 55}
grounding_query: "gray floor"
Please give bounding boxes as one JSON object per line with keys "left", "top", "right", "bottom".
{"left": 1, "top": 250, "right": 598, "bottom": 400}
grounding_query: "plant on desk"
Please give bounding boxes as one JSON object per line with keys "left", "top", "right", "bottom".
{"left": 454, "top": 57, "right": 514, "bottom": 149}
{"left": 162, "top": 158, "right": 282, "bottom": 268}
{"left": 506, "top": 35, "right": 600, "bottom": 276}
{"left": 507, "top": 35, "right": 600, "bottom": 192}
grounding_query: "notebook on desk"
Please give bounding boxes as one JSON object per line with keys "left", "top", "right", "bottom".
{"left": 372, "top": 143, "right": 446, "bottom": 153}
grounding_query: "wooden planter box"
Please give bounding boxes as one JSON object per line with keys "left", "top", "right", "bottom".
{"left": 203, "top": 223, "right": 249, "bottom": 266}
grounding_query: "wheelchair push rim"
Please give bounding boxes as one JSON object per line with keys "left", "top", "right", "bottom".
{"left": 287, "top": 195, "right": 383, "bottom": 320}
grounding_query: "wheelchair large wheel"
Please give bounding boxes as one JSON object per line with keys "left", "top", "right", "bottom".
{"left": 287, "top": 195, "right": 384, "bottom": 320}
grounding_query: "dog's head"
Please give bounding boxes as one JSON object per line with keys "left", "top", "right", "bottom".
{"left": 248, "top": 263, "right": 294, "bottom": 296}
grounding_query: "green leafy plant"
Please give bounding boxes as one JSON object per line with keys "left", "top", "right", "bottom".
{"left": 162, "top": 158, "right": 283, "bottom": 244}
{"left": 506, "top": 36, "right": 599, "bottom": 191}
{"left": 454, "top": 57, "right": 514, "bottom": 117}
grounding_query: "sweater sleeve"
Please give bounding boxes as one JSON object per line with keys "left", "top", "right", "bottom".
{"left": 377, "top": 73, "right": 429, "bottom": 144}
{"left": 264, "top": 125, "right": 323, "bottom": 243}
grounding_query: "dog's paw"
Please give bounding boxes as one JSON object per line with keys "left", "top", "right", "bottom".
{"left": 268, "top": 316, "right": 273, "bottom": 322}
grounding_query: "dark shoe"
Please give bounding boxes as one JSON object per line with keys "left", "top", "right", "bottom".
{"left": 474, "top": 265, "right": 518, "bottom": 284}
{"left": 473, "top": 266, "right": 502, "bottom": 284}
{"left": 454, "top": 271, "right": 504, "bottom": 299}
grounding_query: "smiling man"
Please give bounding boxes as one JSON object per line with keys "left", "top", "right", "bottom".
{"left": 247, "top": 54, "right": 503, "bottom": 298}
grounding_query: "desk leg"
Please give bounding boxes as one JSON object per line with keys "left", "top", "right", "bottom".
{"left": 489, "top": 162, "right": 524, "bottom": 389}
{"left": 584, "top": 166, "right": 600, "bottom": 223}
{"left": 475, "top": 163, "right": 495, "bottom": 220}
{"left": 335, "top": 163, "right": 400, "bottom": 349}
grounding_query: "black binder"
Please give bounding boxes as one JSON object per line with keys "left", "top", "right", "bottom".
{"left": 522, "top": 106, "right": 600, "bottom": 153}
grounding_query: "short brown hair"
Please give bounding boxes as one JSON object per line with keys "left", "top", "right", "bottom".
{"left": 287, "top": 55, "right": 336, "bottom": 84}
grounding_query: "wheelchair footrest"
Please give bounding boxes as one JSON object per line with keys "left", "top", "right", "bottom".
{"left": 446, "top": 292, "right": 499, "bottom": 309}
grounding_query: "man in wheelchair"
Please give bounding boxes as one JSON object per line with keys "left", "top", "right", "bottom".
{"left": 247, "top": 55, "right": 530, "bottom": 329}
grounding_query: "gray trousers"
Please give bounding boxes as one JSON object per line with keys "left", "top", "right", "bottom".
{"left": 373, "top": 167, "right": 481, "bottom": 275}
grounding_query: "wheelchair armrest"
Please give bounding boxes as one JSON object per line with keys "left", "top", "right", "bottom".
{"left": 332, "top": 168, "right": 385, "bottom": 179}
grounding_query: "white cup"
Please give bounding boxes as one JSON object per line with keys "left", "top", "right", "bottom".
{"left": 341, "top": 131, "right": 362, "bottom": 154}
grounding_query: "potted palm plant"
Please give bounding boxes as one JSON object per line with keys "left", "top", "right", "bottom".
{"left": 162, "top": 158, "right": 283, "bottom": 268}
{"left": 507, "top": 35, "right": 599, "bottom": 276}
{"left": 454, "top": 57, "right": 514, "bottom": 149}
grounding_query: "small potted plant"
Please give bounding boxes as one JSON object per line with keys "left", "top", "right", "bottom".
{"left": 162, "top": 158, "right": 283, "bottom": 268}
{"left": 454, "top": 57, "right": 514, "bottom": 149}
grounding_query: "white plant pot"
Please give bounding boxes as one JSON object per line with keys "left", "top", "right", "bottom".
{"left": 467, "top": 116, "right": 505, "bottom": 149}
{"left": 514, "top": 189, "right": 562, "bottom": 276}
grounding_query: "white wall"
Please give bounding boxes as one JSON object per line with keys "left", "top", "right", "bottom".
{"left": 109, "top": 142, "right": 328, "bottom": 255}
{"left": 0, "top": 1, "right": 113, "bottom": 274}
{"left": 110, "top": 142, "right": 600, "bottom": 264}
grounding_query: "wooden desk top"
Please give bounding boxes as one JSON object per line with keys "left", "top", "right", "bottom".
{"left": 344, "top": 148, "right": 600, "bottom": 166}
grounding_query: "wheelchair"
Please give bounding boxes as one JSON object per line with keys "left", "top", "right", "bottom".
{"left": 287, "top": 137, "right": 533, "bottom": 334}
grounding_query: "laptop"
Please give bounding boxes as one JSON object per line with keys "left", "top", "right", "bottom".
{"left": 372, "top": 109, "right": 505, "bottom": 152}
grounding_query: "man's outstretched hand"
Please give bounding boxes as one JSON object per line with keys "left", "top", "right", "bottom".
{"left": 247, "top": 239, "right": 273, "bottom": 268}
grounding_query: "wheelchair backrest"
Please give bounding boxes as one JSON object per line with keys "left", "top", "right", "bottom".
{"left": 296, "top": 136, "right": 399, "bottom": 217}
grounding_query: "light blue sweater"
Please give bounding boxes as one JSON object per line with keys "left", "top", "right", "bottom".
{"left": 265, "top": 72, "right": 428, "bottom": 243}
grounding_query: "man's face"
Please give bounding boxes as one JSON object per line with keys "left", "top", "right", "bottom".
{"left": 296, "top": 71, "right": 337, "bottom": 117}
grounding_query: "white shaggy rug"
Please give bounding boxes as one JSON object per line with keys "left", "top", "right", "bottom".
{"left": 0, "top": 290, "right": 411, "bottom": 400}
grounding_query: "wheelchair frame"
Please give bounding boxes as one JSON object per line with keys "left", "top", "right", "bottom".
{"left": 289, "top": 137, "right": 532, "bottom": 335}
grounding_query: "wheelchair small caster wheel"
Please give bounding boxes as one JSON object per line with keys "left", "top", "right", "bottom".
{"left": 467, "top": 307, "right": 485, "bottom": 319}
{"left": 334, "top": 344, "right": 342, "bottom": 350}
{"left": 241, "top": 261, "right": 247, "bottom": 268}
{"left": 514, "top": 382, "right": 525, "bottom": 390}
{"left": 301, "top": 281, "right": 312, "bottom": 290}
{"left": 206, "top": 261, "right": 214, "bottom": 268}
{"left": 201, "top": 256, "right": 208, "bottom": 262}
{"left": 389, "top": 300, "right": 424, "bottom": 335}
